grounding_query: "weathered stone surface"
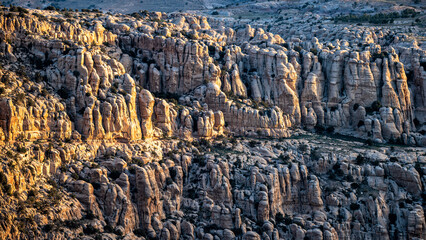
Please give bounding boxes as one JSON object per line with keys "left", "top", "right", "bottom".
{"left": 0, "top": 6, "right": 425, "bottom": 240}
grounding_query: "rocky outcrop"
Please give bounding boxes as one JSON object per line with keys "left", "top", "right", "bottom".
{"left": 0, "top": 73, "right": 73, "bottom": 142}
{"left": 1, "top": 134, "right": 421, "bottom": 239}
{"left": 0, "top": 6, "right": 425, "bottom": 240}
{"left": 1, "top": 8, "right": 425, "bottom": 145}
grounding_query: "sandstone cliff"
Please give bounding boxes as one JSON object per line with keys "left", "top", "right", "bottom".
{"left": 0, "top": 6, "right": 425, "bottom": 240}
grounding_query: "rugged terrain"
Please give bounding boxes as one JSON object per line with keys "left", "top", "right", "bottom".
{"left": 0, "top": 3, "right": 425, "bottom": 240}
{"left": 3, "top": 0, "right": 426, "bottom": 14}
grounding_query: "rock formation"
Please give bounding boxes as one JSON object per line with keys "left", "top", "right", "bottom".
{"left": 0, "top": 5, "right": 425, "bottom": 240}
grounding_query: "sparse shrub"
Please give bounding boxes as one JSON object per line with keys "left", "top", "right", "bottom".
{"left": 353, "top": 103, "right": 360, "bottom": 111}
{"left": 10, "top": 5, "right": 29, "bottom": 14}
{"left": 109, "top": 170, "right": 121, "bottom": 180}
{"left": 27, "top": 98, "right": 35, "bottom": 107}
{"left": 28, "top": 189, "right": 37, "bottom": 197}
{"left": 118, "top": 89, "right": 127, "bottom": 96}
{"left": 279, "top": 153, "right": 291, "bottom": 163}
{"left": 48, "top": 187, "right": 62, "bottom": 205}
{"left": 249, "top": 140, "right": 259, "bottom": 148}
{"left": 71, "top": 172, "right": 79, "bottom": 180}
{"left": 334, "top": 10, "right": 417, "bottom": 25}
{"left": 365, "top": 139, "right": 374, "bottom": 146}
{"left": 0, "top": 172, "right": 7, "bottom": 186}
{"left": 1, "top": 73, "right": 11, "bottom": 85}
{"left": 198, "top": 138, "right": 211, "bottom": 148}
{"left": 85, "top": 210, "right": 96, "bottom": 220}
{"left": 17, "top": 145, "right": 27, "bottom": 153}
{"left": 314, "top": 125, "right": 326, "bottom": 134}
{"left": 59, "top": 165, "right": 67, "bottom": 172}
{"left": 293, "top": 45, "right": 302, "bottom": 52}
{"left": 328, "top": 170, "right": 336, "bottom": 180}
{"left": 16, "top": 93, "right": 26, "bottom": 104}
{"left": 169, "top": 168, "right": 177, "bottom": 180}
{"left": 32, "top": 12, "right": 48, "bottom": 21}
{"left": 165, "top": 177, "right": 173, "bottom": 185}
{"left": 110, "top": 86, "right": 118, "bottom": 94}
{"left": 310, "top": 148, "right": 322, "bottom": 160}
{"left": 43, "top": 224, "right": 53, "bottom": 232}
{"left": 104, "top": 225, "right": 114, "bottom": 233}
{"left": 413, "top": 118, "right": 420, "bottom": 128}
{"left": 350, "top": 203, "right": 360, "bottom": 210}
{"left": 414, "top": 162, "right": 424, "bottom": 178}
{"left": 298, "top": 144, "right": 308, "bottom": 152}
{"left": 77, "top": 107, "right": 86, "bottom": 115}
{"left": 388, "top": 136, "right": 404, "bottom": 145}
{"left": 57, "top": 87, "right": 70, "bottom": 99}
{"left": 3, "top": 183, "right": 12, "bottom": 195}
{"left": 276, "top": 212, "right": 285, "bottom": 222}
{"left": 335, "top": 168, "right": 344, "bottom": 176}
{"left": 44, "top": 6, "right": 57, "bottom": 11}
{"left": 134, "top": 228, "right": 146, "bottom": 238}
{"left": 128, "top": 166, "right": 136, "bottom": 175}
{"left": 204, "top": 224, "right": 220, "bottom": 233}
{"left": 41, "top": 89, "right": 49, "bottom": 97}
{"left": 356, "top": 154, "right": 366, "bottom": 165}
{"left": 131, "top": 158, "right": 145, "bottom": 167}
{"left": 371, "top": 101, "right": 381, "bottom": 112}
{"left": 346, "top": 174, "right": 354, "bottom": 182}
{"left": 64, "top": 219, "right": 80, "bottom": 229}
{"left": 182, "top": 31, "right": 197, "bottom": 40}
{"left": 192, "top": 154, "right": 206, "bottom": 167}
{"left": 34, "top": 72, "right": 45, "bottom": 82}
{"left": 279, "top": 214, "right": 293, "bottom": 225}
{"left": 232, "top": 227, "right": 243, "bottom": 235}
{"left": 73, "top": 70, "right": 80, "bottom": 77}
{"left": 6, "top": 151, "right": 14, "bottom": 158}
{"left": 63, "top": 11, "right": 73, "bottom": 18}
{"left": 186, "top": 188, "right": 197, "bottom": 199}
{"left": 83, "top": 225, "right": 99, "bottom": 235}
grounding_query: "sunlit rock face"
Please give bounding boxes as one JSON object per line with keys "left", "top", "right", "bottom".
{"left": 0, "top": 4, "right": 425, "bottom": 240}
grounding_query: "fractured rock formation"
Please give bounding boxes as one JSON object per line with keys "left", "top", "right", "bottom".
{"left": 0, "top": 5, "right": 425, "bottom": 240}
